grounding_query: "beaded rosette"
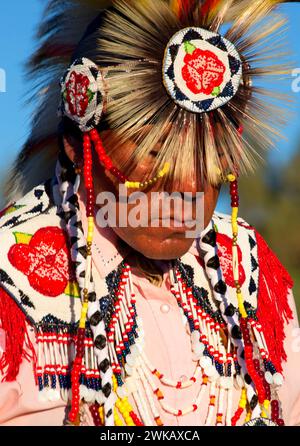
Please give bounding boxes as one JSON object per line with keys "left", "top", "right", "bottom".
{"left": 59, "top": 58, "right": 105, "bottom": 133}
{"left": 162, "top": 27, "right": 242, "bottom": 113}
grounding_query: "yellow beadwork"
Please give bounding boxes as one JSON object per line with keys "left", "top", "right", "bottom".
{"left": 217, "top": 414, "right": 223, "bottom": 423}
{"left": 114, "top": 407, "right": 124, "bottom": 426}
{"left": 87, "top": 216, "right": 94, "bottom": 243}
{"left": 245, "top": 410, "right": 252, "bottom": 423}
{"left": 78, "top": 216, "right": 95, "bottom": 330}
{"left": 113, "top": 374, "right": 118, "bottom": 392}
{"left": 227, "top": 173, "right": 236, "bottom": 183}
{"left": 113, "top": 376, "right": 136, "bottom": 426}
{"left": 99, "top": 405, "right": 104, "bottom": 425}
{"left": 261, "top": 399, "right": 271, "bottom": 418}
{"left": 227, "top": 174, "right": 248, "bottom": 319}
{"left": 115, "top": 398, "right": 135, "bottom": 426}
{"left": 125, "top": 162, "right": 170, "bottom": 189}
{"left": 236, "top": 291, "right": 247, "bottom": 319}
{"left": 239, "top": 388, "right": 248, "bottom": 410}
{"left": 202, "top": 376, "right": 209, "bottom": 385}
{"left": 79, "top": 302, "right": 89, "bottom": 328}
{"left": 155, "top": 416, "right": 164, "bottom": 427}
{"left": 155, "top": 389, "right": 164, "bottom": 400}
{"left": 231, "top": 207, "right": 239, "bottom": 234}
{"left": 264, "top": 399, "right": 271, "bottom": 411}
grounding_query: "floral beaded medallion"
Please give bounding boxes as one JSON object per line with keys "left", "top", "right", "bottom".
{"left": 59, "top": 57, "right": 105, "bottom": 132}
{"left": 8, "top": 226, "right": 79, "bottom": 298}
{"left": 162, "top": 27, "right": 242, "bottom": 113}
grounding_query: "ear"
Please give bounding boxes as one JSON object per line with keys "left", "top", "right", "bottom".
{"left": 63, "top": 134, "right": 82, "bottom": 164}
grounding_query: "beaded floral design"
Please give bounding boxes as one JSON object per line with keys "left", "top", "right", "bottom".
{"left": 59, "top": 57, "right": 105, "bottom": 132}
{"left": 8, "top": 226, "right": 76, "bottom": 297}
{"left": 163, "top": 27, "right": 242, "bottom": 113}
{"left": 64, "top": 71, "right": 94, "bottom": 117}
{"left": 182, "top": 43, "right": 226, "bottom": 96}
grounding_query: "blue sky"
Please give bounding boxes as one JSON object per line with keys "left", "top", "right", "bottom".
{"left": 0, "top": 1, "right": 300, "bottom": 211}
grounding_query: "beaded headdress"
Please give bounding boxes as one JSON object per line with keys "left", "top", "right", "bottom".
{"left": 5, "top": 0, "right": 291, "bottom": 198}
{"left": 3, "top": 0, "right": 294, "bottom": 427}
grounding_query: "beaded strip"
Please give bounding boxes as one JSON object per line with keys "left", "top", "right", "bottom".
{"left": 55, "top": 156, "right": 114, "bottom": 425}
{"left": 88, "top": 129, "right": 170, "bottom": 190}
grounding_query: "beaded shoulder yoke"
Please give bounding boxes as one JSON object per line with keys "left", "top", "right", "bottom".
{"left": 0, "top": 176, "right": 294, "bottom": 425}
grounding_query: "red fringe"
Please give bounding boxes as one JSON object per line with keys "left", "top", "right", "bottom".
{"left": 0, "top": 287, "right": 36, "bottom": 382}
{"left": 255, "top": 231, "right": 294, "bottom": 373}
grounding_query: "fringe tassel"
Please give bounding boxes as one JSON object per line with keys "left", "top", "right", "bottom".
{"left": 255, "top": 231, "right": 294, "bottom": 373}
{"left": 35, "top": 327, "right": 103, "bottom": 404}
{"left": 0, "top": 287, "right": 36, "bottom": 382}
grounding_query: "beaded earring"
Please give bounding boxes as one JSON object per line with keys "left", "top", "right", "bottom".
{"left": 68, "top": 134, "right": 95, "bottom": 423}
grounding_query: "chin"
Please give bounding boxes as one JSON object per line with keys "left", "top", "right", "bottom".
{"left": 134, "top": 235, "right": 194, "bottom": 260}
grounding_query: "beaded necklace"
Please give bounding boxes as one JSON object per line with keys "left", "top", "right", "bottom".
{"left": 52, "top": 154, "right": 287, "bottom": 426}
{"left": 94, "top": 259, "right": 254, "bottom": 426}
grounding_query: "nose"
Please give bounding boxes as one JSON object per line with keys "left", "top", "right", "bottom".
{"left": 163, "top": 171, "right": 201, "bottom": 197}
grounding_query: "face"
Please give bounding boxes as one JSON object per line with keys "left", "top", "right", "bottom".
{"left": 65, "top": 129, "right": 222, "bottom": 260}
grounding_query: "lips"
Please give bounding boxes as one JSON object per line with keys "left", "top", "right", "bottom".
{"left": 151, "top": 216, "right": 196, "bottom": 229}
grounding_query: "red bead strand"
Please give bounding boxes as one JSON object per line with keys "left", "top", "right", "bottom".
{"left": 230, "top": 179, "right": 239, "bottom": 208}
{"left": 240, "top": 319, "right": 266, "bottom": 405}
{"left": 68, "top": 134, "right": 96, "bottom": 424}
{"left": 90, "top": 403, "right": 103, "bottom": 426}
{"left": 83, "top": 133, "right": 95, "bottom": 217}
{"left": 89, "top": 129, "right": 127, "bottom": 183}
{"left": 69, "top": 327, "right": 86, "bottom": 423}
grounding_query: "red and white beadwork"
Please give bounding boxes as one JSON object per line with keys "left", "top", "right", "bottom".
{"left": 163, "top": 27, "right": 242, "bottom": 113}
{"left": 59, "top": 57, "right": 105, "bottom": 132}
